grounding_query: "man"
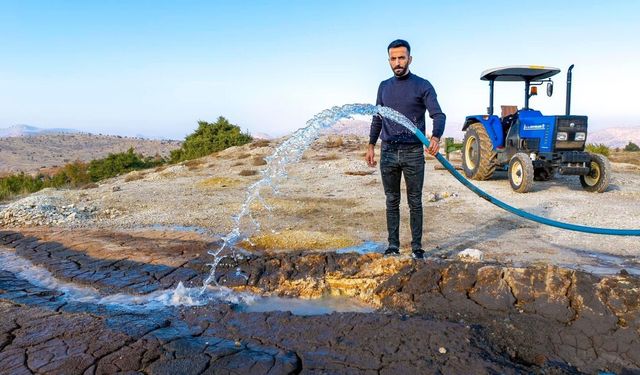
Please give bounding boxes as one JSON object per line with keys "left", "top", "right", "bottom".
{"left": 365, "top": 39, "right": 446, "bottom": 259}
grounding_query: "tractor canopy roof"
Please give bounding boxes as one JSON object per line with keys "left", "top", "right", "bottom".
{"left": 480, "top": 65, "right": 561, "bottom": 81}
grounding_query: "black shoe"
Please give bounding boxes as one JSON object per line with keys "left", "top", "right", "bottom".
{"left": 384, "top": 247, "right": 400, "bottom": 256}
{"left": 412, "top": 249, "right": 425, "bottom": 259}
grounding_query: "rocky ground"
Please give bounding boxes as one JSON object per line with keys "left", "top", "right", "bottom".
{"left": 2, "top": 230, "right": 639, "bottom": 374}
{"left": 1, "top": 135, "right": 640, "bottom": 374}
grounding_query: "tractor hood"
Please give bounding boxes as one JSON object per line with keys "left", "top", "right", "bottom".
{"left": 481, "top": 66, "right": 560, "bottom": 81}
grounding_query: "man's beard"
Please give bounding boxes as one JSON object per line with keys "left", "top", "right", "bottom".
{"left": 393, "top": 66, "right": 408, "bottom": 77}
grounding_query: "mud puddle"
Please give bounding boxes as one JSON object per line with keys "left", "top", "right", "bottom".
{"left": 237, "top": 294, "right": 375, "bottom": 315}
{"left": 570, "top": 250, "right": 640, "bottom": 276}
{"left": 335, "top": 241, "right": 384, "bottom": 255}
{"left": 0, "top": 247, "right": 374, "bottom": 316}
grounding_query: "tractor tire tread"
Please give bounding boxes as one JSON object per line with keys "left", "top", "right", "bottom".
{"left": 580, "top": 153, "right": 611, "bottom": 193}
{"left": 469, "top": 123, "right": 497, "bottom": 180}
{"left": 509, "top": 152, "right": 534, "bottom": 193}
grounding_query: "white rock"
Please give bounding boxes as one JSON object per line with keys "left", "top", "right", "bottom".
{"left": 457, "top": 248, "right": 484, "bottom": 262}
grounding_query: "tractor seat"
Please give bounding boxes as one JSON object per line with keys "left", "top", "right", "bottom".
{"left": 502, "top": 113, "right": 518, "bottom": 128}
{"left": 500, "top": 105, "right": 519, "bottom": 139}
{"left": 502, "top": 112, "right": 519, "bottom": 139}
{"left": 501, "top": 105, "right": 518, "bottom": 118}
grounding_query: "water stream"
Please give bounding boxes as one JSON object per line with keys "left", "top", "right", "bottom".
{"left": 0, "top": 247, "right": 374, "bottom": 314}
{"left": 202, "top": 104, "right": 417, "bottom": 290}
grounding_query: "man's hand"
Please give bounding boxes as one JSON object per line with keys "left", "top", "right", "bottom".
{"left": 426, "top": 136, "right": 440, "bottom": 156}
{"left": 365, "top": 144, "right": 377, "bottom": 167}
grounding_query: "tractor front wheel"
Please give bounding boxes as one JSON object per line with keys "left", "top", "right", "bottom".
{"left": 509, "top": 153, "right": 534, "bottom": 193}
{"left": 462, "top": 123, "right": 496, "bottom": 180}
{"left": 580, "top": 153, "right": 611, "bottom": 193}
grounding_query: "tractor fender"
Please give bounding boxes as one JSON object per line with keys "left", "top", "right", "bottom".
{"left": 462, "top": 115, "right": 503, "bottom": 149}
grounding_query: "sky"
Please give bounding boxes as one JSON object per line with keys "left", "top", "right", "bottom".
{"left": 1, "top": 0, "right": 639, "bottom": 140}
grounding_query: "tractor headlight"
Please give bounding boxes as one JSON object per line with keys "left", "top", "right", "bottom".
{"left": 575, "top": 132, "right": 586, "bottom": 141}
{"left": 556, "top": 132, "right": 568, "bottom": 141}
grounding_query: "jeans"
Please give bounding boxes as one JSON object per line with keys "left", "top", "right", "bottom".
{"left": 380, "top": 143, "right": 425, "bottom": 251}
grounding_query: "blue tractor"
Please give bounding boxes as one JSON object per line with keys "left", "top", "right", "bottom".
{"left": 461, "top": 65, "right": 610, "bottom": 193}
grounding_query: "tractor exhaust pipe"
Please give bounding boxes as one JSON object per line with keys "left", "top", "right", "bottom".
{"left": 566, "top": 64, "right": 574, "bottom": 115}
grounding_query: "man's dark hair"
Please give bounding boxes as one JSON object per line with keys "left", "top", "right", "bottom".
{"left": 387, "top": 39, "right": 411, "bottom": 54}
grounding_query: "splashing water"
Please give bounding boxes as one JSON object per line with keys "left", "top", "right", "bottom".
{"left": 0, "top": 248, "right": 260, "bottom": 311}
{"left": 0, "top": 248, "right": 257, "bottom": 310}
{"left": 201, "top": 104, "right": 421, "bottom": 291}
{"left": 0, "top": 248, "right": 372, "bottom": 314}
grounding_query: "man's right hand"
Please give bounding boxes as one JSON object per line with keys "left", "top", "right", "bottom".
{"left": 365, "top": 144, "right": 377, "bottom": 167}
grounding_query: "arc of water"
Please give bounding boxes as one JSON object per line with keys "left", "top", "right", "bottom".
{"left": 201, "top": 104, "right": 385, "bottom": 292}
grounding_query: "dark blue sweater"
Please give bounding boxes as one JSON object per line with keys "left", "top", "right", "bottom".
{"left": 369, "top": 72, "right": 446, "bottom": 145}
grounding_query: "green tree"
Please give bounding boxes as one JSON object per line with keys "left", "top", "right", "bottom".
{"left": 624, "top": 141, "right": 640, "bottom": 152}
{"left": 170, "top": 117, "right": 252, "bottom": 163}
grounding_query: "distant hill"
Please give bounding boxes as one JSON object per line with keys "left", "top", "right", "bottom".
{"left": 251, "top": 132, "right": 273, "bottom": 140}
{"left": 322, "top": 118, "right": 370, "bottom": 136}
{"left": 0, "top": 133, "right": 181, "bottom": 175}
{"left": 0, "top": 124, "right": 82, "bottom": 138}
{"left": 322, "top": 118, "right": 464, "bottom": 140}
{"left": 588, "top": 126, "right": 640, "bottom": 148}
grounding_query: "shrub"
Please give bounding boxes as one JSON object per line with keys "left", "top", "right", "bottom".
{"left": 585, "top": 143, "right": 610, "bottom": 157}
{"left": 325, "top": 136, "right": 344, "bottom": 148}
{"left": 624, "top": 141, "right": 640, "bottom": 152}
{"left": 184, "top": 159, "right": 205, "bottom": 168}
{"left": 124, "top": 172, "right": 145, "bottom": 182}
{"left": 0, "top": 173, "right": 44, "bottom": 200}
{"left": 1, "top": 150, "right": 165, "bottom": 201}
{"left": 170, "top": 117, "right": 252, "bottom": 163}
{"left": 317, "top": 153, "right": 340, "bottom": 161}
{"left": 251, "top": 157, "right": 267, "bottom": 166}
{"left": 55, "top": 161, "right": 92, "bottom": 187}
{"left": 88, "top": 148, "right": 163, "bottom": 181}
{"left": 249, "top": 139, "right": 271, "bottom": 149}
{"left": 238, "top": 169, "right": 258, "bottom": 176}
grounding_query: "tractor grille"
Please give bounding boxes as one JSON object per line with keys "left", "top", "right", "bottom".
{"left": 554, "top": 116, "right": 588, "bottom": 151}
{"left": 561, "top": 151, "right": 591, "bottom": 163}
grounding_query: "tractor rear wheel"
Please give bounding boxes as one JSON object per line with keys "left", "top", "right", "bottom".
{"left": 580, "top": 153, "right": 611, "bottom": 193}
{"left": 509, "top": 153, "right": 534, "bottom": 193}
{"left": 462, "top": 123, "right": 496, "bottom": 180}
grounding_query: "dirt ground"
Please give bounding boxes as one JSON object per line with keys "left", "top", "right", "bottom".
{"left": 2, "top": 136, "right": 640, "bottom": 373}
{"left": 2, "top": 135, "right": 639, "bottom": 273}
